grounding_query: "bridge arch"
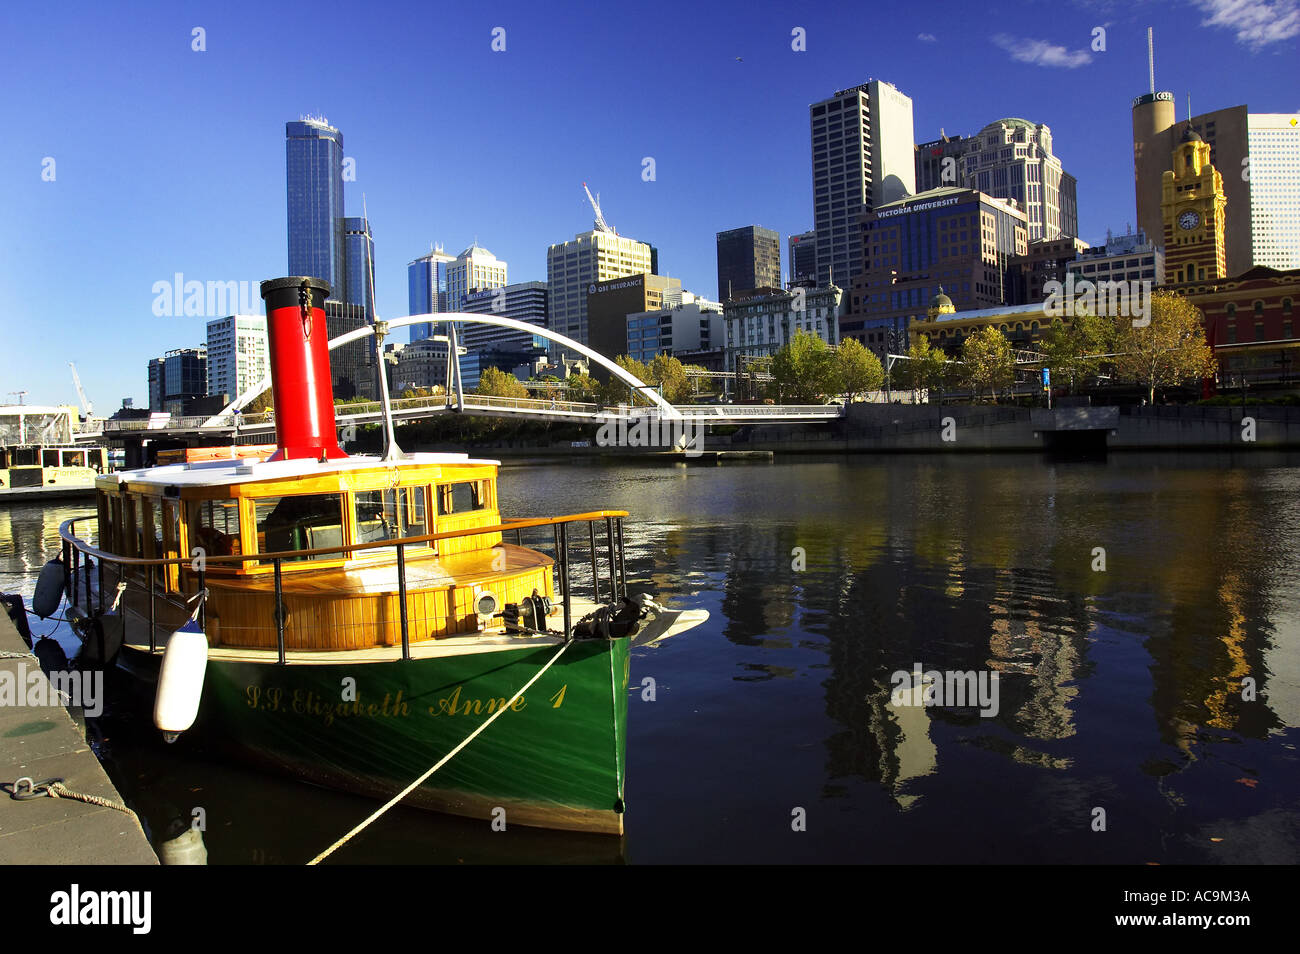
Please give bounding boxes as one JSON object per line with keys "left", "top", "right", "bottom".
{"left": 203, "top": 311, "right": 677, "bottom": 426}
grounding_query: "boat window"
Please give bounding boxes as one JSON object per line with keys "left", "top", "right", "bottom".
{"left": 148, "top": 499, "right": 164, "bottom": 558}
{"left": 110, "top": 497, "right": 123, "bottom": 552}
{"left": 98, "top": 494, "right": 113, "bottom": 552}
{"left": 255, "top": 493, "right": 345, "bottom": 562}
{"left": 354, "top": 488, "right": 428, "bottom": 544}
{"left": 193, "top": 499, "right": 243, "bottom": 557}
{"left": 124, "top": 497, "right": 143, "bottom": 557}
{"left": 43, "top": 450, "right": 59, "bottom": 467}
{"left": 437, "top": 481, "right": 488, "bottom": 515}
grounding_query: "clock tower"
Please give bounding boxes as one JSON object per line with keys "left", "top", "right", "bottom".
{"left": 1161, "top": 127, "right": 1227, "bottom": 285}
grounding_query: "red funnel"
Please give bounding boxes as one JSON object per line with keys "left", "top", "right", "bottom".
{"left": 259, "top": 277, "right": 347, "bottom": 462}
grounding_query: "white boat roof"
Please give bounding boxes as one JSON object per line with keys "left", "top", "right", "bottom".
{"left": 98, "top": 452, "right": 501, "bottom": 490}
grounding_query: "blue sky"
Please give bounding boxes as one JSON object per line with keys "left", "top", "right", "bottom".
{"left": 1, "top": 0, "right": 1296, "bottom": 408}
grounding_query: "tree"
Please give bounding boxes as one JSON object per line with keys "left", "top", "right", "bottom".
{"left": 1112, "top": 291, "right": 1216, "bottom": 404}
{"left": 599, "top": 355, "right": 655, "bottom": 406}
{"left": 564, "top": 373, "right": 599, "bottom": 402}
{"left": 649, "top": 354, "right": 691, "bottom": 403}
{"left": 245, "top": 388, "right": 273, "bottom": 414}
{"left": 899, "top": 334, "right": 949, "bottom": 400}
{"left": 834, "top": 338, "right": 884, "bottom": 400}
{"left": 474, "top": 366, "right": 529, "bottom": 399}
{"left": 771, "top": 330, "right": 838, "bottom": 403}
{"left": 737, "top": 355, "right": 772, "bottom": 403}
{"left": 960, "top": 326, "right": 1015, "bottom": 403}
{"left": 1039, "top": 313, "right": 1113, "bottom": 394}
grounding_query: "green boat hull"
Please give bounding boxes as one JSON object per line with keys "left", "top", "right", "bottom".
{"left": 121, "top": 637, "right": 631, "bottom": 835}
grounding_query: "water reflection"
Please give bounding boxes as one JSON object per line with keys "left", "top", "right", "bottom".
{"left": 3, "top": 453, "right": 1298, "bottom": 863}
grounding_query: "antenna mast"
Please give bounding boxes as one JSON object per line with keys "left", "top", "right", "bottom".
{"left": 1147, "top": 27, "right": 1155, "bottom": 95}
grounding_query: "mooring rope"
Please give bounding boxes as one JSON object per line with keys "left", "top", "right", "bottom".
{"left": 10, "top": 777, "right": 139, "bottom": 821}
{"left": 48, "top": 782, "right": 140, "bottom": 820}
{"left": 307, "top": 637, "right": 572, "bottom": 866}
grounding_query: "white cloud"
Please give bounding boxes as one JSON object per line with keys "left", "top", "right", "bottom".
{"left": 917, "top": 32, "right": 938, "bottom": 42}
{"left": 991, "top": 33, "right": 1093, "bottom": 68}
{"left": 1193, "top": 0, "right": 1300, "bottom": 49}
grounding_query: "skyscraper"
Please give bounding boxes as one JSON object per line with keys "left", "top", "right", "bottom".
{"left": 915, "top": 134, "right": 974, "bottom": 192}
{"left": 446, "top": 244, "right": 508, "bottom": 313}
{"left": 343, "top": 216, "right": 374, "bottom": 312}
{"left": 810, "top": 80, "right": 917, "bottom": 288}
{"left": 1131, "top": 91, "right": 1177, "bottom": 261}
{"left": 1130, "top": 38, "right": 1297, "bottom": 275}
{"left": 546, "top": 229, "right": 653, "bottom": 354}
{"left": 407, "top": 245, "right": 455, "bottom": 343}
{"left": 916, "top": 121, "right": 1076, "bottom": 241}
{"left": 1135, "top": 106, "right": 1300, "bottom": 274}
{"left": 716, "top": 226, "right": 781, "bottom": 301}
{"left": 958, "top": 120, "right": 1076, "bottom": 241}
{"left": 147, "top": 347, "right": 208, "bottom": 413}
{"left": 587, "top": 273, "right": 681, "bottom": 365}
{"left": 1245, "top": 114, "right": 1300, "bottom": 270}
{"left": 843, "top": 187, "right": 1028, "bottom": 357}
{"left": 460, "top": 281, "right": 548, "bottom": 353}
{"left": 206, "top": 315, "right": 269, "bottom": 402}
{"left": 286, "top": 117, "right": 346, "bottom": 294}
{"left": 789, "top": 231, "right": 817, "bottom": 285}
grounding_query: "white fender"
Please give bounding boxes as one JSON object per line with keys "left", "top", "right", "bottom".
{"left": 154, "top": 621, "right": 208, "bottom": 736}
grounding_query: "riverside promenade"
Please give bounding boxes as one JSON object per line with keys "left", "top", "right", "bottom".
{"left": 0, "top": 609, "right": 156, "bottom": 864}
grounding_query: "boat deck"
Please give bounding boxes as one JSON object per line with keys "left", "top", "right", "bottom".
{"left": 111, "top": 543, "right": 559, "bottom": 651}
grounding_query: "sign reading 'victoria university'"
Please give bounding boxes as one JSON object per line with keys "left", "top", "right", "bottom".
{"left": 874, "top": 196, "right": 962, "bottom": 219}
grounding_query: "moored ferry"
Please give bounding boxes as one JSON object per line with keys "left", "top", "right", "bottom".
{"left": 1, "top": 404, "right": 108, "bottom": 501}
{"left": 54, "top": 277, "right": 706, "bottom": 837}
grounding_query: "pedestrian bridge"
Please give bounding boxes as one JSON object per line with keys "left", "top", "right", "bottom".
{"left": 84, "top": 394, "right": 841, "bottom": 440}
{"left": 78, "top": 310, "right": 844, "bottom": 442}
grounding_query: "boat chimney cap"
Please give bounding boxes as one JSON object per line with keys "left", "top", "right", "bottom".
{"left": 260, "top": 276, "right": 332, "bottom": 297}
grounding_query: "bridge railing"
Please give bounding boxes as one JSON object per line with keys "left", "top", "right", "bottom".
{"left": 101, "top": 412, "right": 275, "bottom": 432}
{"left": 95, "top": 397, "right": 845, "bottom": 436}
{"left": 675, "top": 404, "right": 841, "bottom": 418}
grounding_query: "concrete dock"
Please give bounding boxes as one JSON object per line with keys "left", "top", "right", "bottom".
{"left": 0, "top": 607, "right": 156, "bottom": 864}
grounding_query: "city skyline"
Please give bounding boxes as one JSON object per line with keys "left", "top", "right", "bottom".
{"left": 3, "top": 0, "right": 1297, "bottom": 406}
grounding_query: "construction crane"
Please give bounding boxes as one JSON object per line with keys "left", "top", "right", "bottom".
{"left": 69, "top": 362, "right": 93, "bottom": 417}
{"left": 583, "top": 182, "right": 615, "bottom": 235}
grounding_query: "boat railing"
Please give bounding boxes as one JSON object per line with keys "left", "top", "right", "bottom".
{"left": 58, "top": 509, "right": 630, "bottom": 662}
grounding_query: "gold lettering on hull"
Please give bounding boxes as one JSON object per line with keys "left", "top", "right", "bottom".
{"left": 243, "top": 683, "right": 547, "bottom": 726}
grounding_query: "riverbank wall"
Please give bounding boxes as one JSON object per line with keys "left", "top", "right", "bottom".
{"left": 414, "top": 404, "right": 1300, "bottom": 458}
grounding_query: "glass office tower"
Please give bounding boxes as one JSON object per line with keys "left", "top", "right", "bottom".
{"left": 407, "top": 247, "right": 455, "bottom": 342}
{"left": 286, "top": 118, "right": 346, "bottom": 295}
{"left": 343, "top": 216, "right": 374, "bottom": 312}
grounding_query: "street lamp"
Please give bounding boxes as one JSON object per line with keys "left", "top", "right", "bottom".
{"left": 885, "top": 328, "right": 900, "bottom": 403}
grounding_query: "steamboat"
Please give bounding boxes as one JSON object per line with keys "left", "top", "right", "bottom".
{"left": 51, "top": 276, "right": 706, "bottom": 836}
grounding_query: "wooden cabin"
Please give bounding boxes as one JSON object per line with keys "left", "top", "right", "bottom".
{"left": 94, "top": 452, "right": 554, "bottom": 651}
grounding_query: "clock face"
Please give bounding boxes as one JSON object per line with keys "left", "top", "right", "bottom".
{"left": 1178, "top": 210, "right": 1201, "bottom": 231}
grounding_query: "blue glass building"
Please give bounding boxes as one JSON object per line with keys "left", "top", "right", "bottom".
{"left": 407, "top": 247, "right": 454, "bottom": 342}
{"left": 344, "top": 216, "right": 374, "bottom": 312}
{"left": 286, "top": 118, "right": 346, "bottom": 295}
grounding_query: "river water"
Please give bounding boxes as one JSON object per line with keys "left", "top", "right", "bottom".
{"left": 3, "top": 452, "right": 1298, "bottom": 864}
